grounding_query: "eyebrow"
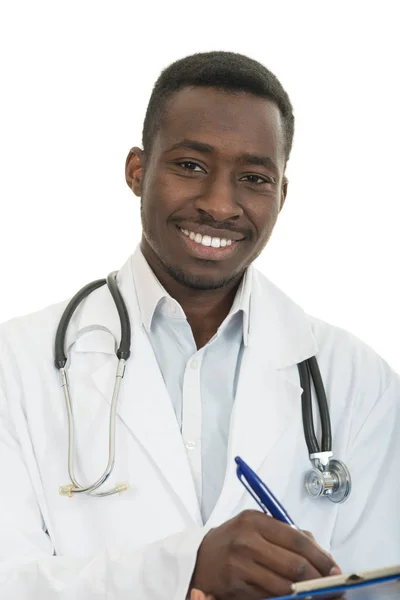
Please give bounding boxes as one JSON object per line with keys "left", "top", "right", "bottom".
{"left": 165, "top": 139, "right": 279, "bottom": 173}
{"left": 166, "top": 139, "right": 214, "bottom": 154}
{"left": 240, "top": 153, "right": 278, "bottom": 173}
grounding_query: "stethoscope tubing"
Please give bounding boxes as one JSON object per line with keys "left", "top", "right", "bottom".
{"left": 55, "top": 272, "right": 131, "bottom": 370}
{"left": 298, "top": 357, "right": 332, "bottom": 455}
{"left": 55, "top": 278, "right": 107, "bottom": 369}
{"left": 55, "top": 272, "right": 348, "bottom": 500}
{"left": 55, "top": 273, "right": 131, "bottom": 497}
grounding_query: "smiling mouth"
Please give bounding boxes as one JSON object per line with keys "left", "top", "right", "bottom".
{"left": 179, "top": 227, "right": 240, "bottom": 248}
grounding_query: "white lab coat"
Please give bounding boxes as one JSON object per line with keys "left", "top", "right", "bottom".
{"left": 0, "top": 256, "right": 399, "bottom": 600}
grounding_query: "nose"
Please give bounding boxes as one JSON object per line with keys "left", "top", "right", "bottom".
{"left": 194, "top": 172, "right": 243, "bottom": 221}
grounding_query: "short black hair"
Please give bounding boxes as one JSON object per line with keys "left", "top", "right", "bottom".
{"left": 142, "top": 51, "right": 295, "bottom": 163}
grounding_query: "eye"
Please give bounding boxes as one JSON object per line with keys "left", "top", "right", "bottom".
{"left": 240, "top": 174, "right": 274, "bottom": 185}
{"left": 176, "top": 161, "right": 205, "bottom": 173}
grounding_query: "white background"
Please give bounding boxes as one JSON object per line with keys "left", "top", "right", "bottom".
{"left": 1, "top": 1, "right": 399, "bottom": 370}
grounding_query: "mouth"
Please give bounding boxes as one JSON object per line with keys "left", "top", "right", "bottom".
{"left": 177, "top": 226, "right": 245, "bottom": 260}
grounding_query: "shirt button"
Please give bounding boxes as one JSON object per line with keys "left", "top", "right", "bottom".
{"left": 190, "top": 359, "right": 198, "bottom": 369}
{"left": 186, "top": 440, "right": 196, "bottom": 450}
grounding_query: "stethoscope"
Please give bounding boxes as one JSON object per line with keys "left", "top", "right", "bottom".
{"left": 55, "top": 273, "right": 351, "bottom": 503}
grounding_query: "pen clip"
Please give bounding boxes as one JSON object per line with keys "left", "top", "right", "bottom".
{"left": 236, "top": 465, "right": 269, "bottom": 514}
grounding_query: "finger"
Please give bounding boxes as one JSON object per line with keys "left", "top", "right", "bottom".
{"left": 302, "top": 529, "right": 315, "bottom": 541}
{"left": 302, "top": 530, "right": 341, "bottom": 573}
{"left": 253, "top": 513, "right": 338, "bottom": 576}
{"left": 190, "top": 589, "right": 211, "bottom": 600}
{"left": 237, "top": 558, "right": 294, "bottom": 598}
{"left": 250, "top": 533, "right": 323, "bottom": 582}
{"left": 191, "top": 589, "right": 216, "bottom": 600}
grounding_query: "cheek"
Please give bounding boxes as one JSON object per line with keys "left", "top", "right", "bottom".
{"left": 248, "top": 198, "right": 281, "bottom": 237}
{"left": 143, "top": 171, "right": 184, "bottom": 215}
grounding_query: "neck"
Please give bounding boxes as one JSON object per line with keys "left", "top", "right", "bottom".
{"left": 173, "top": 283, "right": 240, "bottom": 348}
{"left": 141, "top": 243, "right": 243, "bottom": 348}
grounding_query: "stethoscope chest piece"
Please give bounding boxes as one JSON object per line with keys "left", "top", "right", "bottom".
{"left": 298, "top": 357, "right": 351, "bottom": 504}
{"left": 305, "top": 459, "right": 351, "bottom": 504}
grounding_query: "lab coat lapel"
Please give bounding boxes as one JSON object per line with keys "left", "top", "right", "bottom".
{"left": 209, "top": 271, "right": 318, "bottom": 525}
{"left": 73, "top": 257, "right": 202, "bottom": 525}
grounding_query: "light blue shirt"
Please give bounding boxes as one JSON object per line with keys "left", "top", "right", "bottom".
{"left": 131, "top": 248, "right": 252, "bottom": 523}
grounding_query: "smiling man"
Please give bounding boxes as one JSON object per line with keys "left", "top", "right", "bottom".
{"left": 126, "top": 82, "right": 287, "bottom": 352}
{"left": 0, "top": 51, "right": 399, "bottom": 600}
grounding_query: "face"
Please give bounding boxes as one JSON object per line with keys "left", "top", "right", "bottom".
{"left": 126, "top": 87, "right": 288, "bottom": 291}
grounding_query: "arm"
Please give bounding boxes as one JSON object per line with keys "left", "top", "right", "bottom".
{"left": 330, "top": 375, "right": 400, "bottom": 569}
{"left": 0, "top": 384, "right": 206, "bottom": 600}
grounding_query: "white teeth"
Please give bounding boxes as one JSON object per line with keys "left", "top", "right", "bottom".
{"left": 180, "top": 228, "right": 236, "bottom": 248}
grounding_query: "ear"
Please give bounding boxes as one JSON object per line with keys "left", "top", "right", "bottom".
{"left": 280, "top": 175, "right": 289, "bottom": 211}
{"left": 125, "top": 147, "right": 146, "bottom": 196}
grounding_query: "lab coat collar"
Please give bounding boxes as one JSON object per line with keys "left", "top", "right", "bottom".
{"left": 131, "top": 246, "right": 171, "bottom": 332}
{"left": 72, "top": 252, "right": 317, "bottom": 374}
{"left": 247, "top": 273, "right": 318, "bottom": 369}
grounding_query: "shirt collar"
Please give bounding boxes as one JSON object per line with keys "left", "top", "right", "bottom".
{"left": 130, "top": 246, "right": 252, "bottom": 346}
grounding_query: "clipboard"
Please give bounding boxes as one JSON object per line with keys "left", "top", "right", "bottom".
{"left": 274, "top": 564, "right": 400, "bottom": 599}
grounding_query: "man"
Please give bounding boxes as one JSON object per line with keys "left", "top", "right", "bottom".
{"left": 0, "top": 51, "right": 399, "bottom": 600}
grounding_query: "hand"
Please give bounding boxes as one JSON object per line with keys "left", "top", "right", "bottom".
{"left": 191, "top": 510, "right": 341, "bottom": 600}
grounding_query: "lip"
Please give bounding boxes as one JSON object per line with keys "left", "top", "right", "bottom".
{"left": 176, "top": 226, "right": 243, "bottom": 260}
{"left": 176, "top": 224, "right": 246, "bottom": 242}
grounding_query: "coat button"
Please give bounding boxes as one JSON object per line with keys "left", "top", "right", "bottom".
{"left": 186, "top": 440, "right": 196, "bottom": 450}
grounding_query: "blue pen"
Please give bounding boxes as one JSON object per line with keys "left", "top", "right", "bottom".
{"left": 235, "top": 456, "right": 299, "bottom": 530}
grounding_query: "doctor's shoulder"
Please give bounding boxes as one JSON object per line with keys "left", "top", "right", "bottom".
{"left": 0, "top": 302, "right": 73, "bottom": 422}
{"left": 304, "top": 312, "right": 400, "bottom": 436}
{"left": 0, "top": 300, "right": 69, "bottom": 366}
{"left": 0, "top": 280, "right": 111, "bottom": 363}
{"left": 307, "top": 314, "right": 397, "bottom": 390}
{"left": 255, "top": 268, "right": 400, "bottom": 416}
{"left": 0, "top": 286, "right": 102, "bottom": 391}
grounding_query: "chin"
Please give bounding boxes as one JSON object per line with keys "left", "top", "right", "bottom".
{"left": 166, "top": 263, "right": 241, "bottom": 291}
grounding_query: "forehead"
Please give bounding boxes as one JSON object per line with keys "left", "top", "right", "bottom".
{"left": 156, "top": 86, "right": 286, "bottom": 166}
